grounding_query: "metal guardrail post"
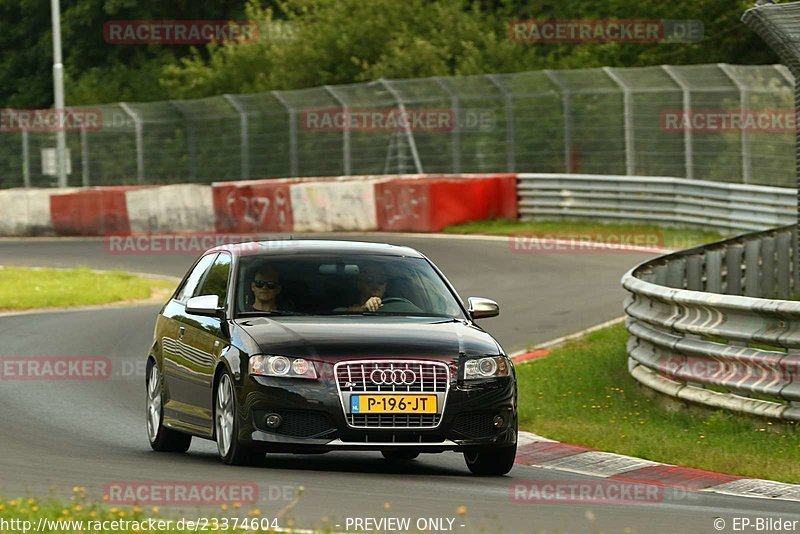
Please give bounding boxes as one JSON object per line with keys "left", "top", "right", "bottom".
{"left": 485, "top": 74, "right": 515, "bottom": 172}
{"left": 119, "top": 102, "right": 144, "bottom": 184}
{"left": 435, "top": 77, "right": 461, "bottom": 174}
{"left": 21, "top": 129, "right": 30, "bottom": 187}
{"left": 544, "top": 70, "right": 573, "bottom": 173}
{"left": 223, "top": 94, "right": 250, "bottom": 181}
{"left": 272, "top": 91, "right": 298, "bottom": 177}
{"left": 80, "top": 126, "right": 89, "bottom": 186}
{"left": 324, "top": 85, "right": 351, "bottom": 176}
{"left": 725, "top": 244, "right": 743, "bottom": 295}
{"left": 661, "top": 66, "right": 694, "bottom": 180}
{"left": 379, "top": 79, "right": 424, "bottom": 174}
{"left": 718, "top": 64, "right": 752, "bottom": 184}
{"left": 603, "top": 67, "right": 635, "bottom": 175}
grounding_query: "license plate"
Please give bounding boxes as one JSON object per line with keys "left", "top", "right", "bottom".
{"left": 350, "top": 394, "right": 437, "bottom": 414}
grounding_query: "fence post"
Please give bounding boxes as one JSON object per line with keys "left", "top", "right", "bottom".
{"left": 435, "top": 77, "right": 460, "bottom": 174}
{"left": 223, "top": 94, "right": 250, "bottom": 181}
{"left": 718, "top": 64, "right": 751, "bottom": 184}
{"left": 170, "top": 101, "right": 196, "bottom": 182}
{"left": 80, "top": 126, "right": 89, "bottom": 186}
{"left": 119, "top": 102, "right": 144, "bottom": 184}
{"left": 272, "top": 91, "right": 298, "bottom": 177}
{"left": 324, "top": 85, "right": 351, "bottom": 176}
{"left": 379, "top": 79, "right": 424, "bottom": 174}
{"left": 544, "top": 70, "right": 573, "bottom": 173}
{"left": 603, "top": 67, "right": 635, "bottom": 175}
{"left": 662, "top": 66, "right": 694, "bottom": 180}
{"left": 485, "top": 74, "right": 515, "bottom": 173}
{"left": 21, "top": 129, "right": 30, "bottom": 187}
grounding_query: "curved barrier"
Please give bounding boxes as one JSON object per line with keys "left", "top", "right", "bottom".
{"left": 622, "top": 225, "right": 800, "bottom": 420}
{"left": 519, "top": 174, "right": 795, "bottom": 232}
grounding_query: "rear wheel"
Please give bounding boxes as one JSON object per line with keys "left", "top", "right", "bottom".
{"left": 464, "top": 444, "right": 516, "bottom": 476}
{"left": 215, "top": 372, "right": 264, "bottom": 466}
{"left": 146, "top": 364, "right": 191, "bottom": 452}
{"left": 381, "top": 449, "right": 420, "bottom": 461}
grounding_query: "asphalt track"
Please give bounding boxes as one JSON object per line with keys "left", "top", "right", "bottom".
{"left": 1, "top": 235, "right": 798, "bottom": 533}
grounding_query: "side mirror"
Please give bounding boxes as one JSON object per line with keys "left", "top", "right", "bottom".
{"left": 186, "top": 295, "right": 223, "bottom": 318}
{"left": 467, "top": 297, "right": 499, "bottom": 320}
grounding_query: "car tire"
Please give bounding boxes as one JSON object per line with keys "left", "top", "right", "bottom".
{"left": 146, "top": 364, "right": 192, "bottom": 452}
{"left": 381, "top": 449, "right": 420, "bottom": 461}
{"left": 463, "top": 444, "right": 516, "bottom": 476}
{"left": 214, "top": 371, "right": 264, "bottom": 466}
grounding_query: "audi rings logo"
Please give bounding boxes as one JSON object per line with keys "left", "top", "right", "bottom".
{"left": 370, "top": 368, "right": 417, "bottom": 385}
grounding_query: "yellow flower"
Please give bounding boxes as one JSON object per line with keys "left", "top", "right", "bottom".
{"left": 31, "top": 506, "right": 38, "bottom": 513}
{"left": 384, "top": 502, "right": 391, "bottom": 510}
{"left": 133, "top": 506, "right": 142, "bottom": 514}
{"left": 248, "top": 508, "right": 261, "bottom": 517}
{"left": 457, "top": 505, "right": 467, "bottom": 516}
{"left": 220, "top": 504, "right": 228, "bottom": 511}
{"left": 9, "top": 501, "right": 17, "bottom": 507}
{"left": 26, "top": 498, "right": 35, "bottom": 505}
{"left": 233, "top": 502, "right": 241, "bottom": 509}
{"left": 151, "top": 507, "right": 159, "bottom": 514}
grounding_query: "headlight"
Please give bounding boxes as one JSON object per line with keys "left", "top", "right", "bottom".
{"left": 463, "top": 356, "right": 510, "bottom": 380}
{"left": 249, "top": 355, "right": 317, "bottom": 379}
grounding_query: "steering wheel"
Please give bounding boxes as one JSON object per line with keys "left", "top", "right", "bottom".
{"left": 381, "top": 297, "right": 415, "bottom": 305}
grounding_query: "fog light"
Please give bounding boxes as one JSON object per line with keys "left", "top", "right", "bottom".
{"left": 492, "top": 415, "right": 505, "bottom": 428}
{"left": 265, "top": 413, "right": 282, "bottom": 429}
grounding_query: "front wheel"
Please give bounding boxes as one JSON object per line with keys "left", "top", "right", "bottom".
{"left": 146, "top": 364, "right": 191, "bottom": 452}
{"left": 215, "top": 372, "right": 263, "bottom": 466}
{"left": 464, "top": 444, "right": 516, "bottom": 476}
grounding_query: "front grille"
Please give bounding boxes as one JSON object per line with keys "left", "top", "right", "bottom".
{"left": 254, "top": 410, "right": 336, "bottom": 438}
{"left": 335, "top": 360, "right": 449, "bottom": 429}
{"left": 350, "top": 414, "right": 441, "bottom": 428}
{"left": 453, "top": 412, "right": 497, "bottom": 438}
{"left": 336, "top": 360, "right": 448, "bottom": 393}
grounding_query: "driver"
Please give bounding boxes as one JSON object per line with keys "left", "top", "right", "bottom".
{"left": 344, "top": 264, "right": 387, "bottom": 312}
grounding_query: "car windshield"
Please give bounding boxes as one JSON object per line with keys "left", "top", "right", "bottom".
{"left": 235, "top": 253, "right": 466, "bottom": 319}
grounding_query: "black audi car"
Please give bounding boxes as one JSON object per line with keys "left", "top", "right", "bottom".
{"left": 146, "top": 240, "right": 517, "bottom": 475}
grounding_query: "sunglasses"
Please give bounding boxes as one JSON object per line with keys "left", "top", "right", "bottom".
{"left": 363, "top": 275, "right": 386, "bottom": 285}
{"left": 253, "top": 280, "right": 280, "bottom": 289}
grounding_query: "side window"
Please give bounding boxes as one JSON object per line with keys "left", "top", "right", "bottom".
{"left": 175, "top": 254, "right": 217, "bottom": 303}
{"left": 194, "top": 253, "right": 232, "bottom": 304}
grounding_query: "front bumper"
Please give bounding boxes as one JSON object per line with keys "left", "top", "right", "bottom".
{"left": 237, "top": 372, "right": 517, "bottom": 453}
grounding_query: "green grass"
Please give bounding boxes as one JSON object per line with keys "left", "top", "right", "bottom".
{"left": 517, "top": 324, "right": 800, "bottom": 483}
{"left": 444, "top": 219, "right": 726, "bottom": 250}
{"left": 0, "top": 267, "right": 175, "bottom": 311}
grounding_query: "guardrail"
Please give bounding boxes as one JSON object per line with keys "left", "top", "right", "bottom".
{"left": 622, "top": 225, "right": 800, "bottom": 421}
{"left": 518, "top": 173, "right": 796, "bottom": 232}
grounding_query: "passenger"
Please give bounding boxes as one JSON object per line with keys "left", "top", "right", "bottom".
{"left": 250, "top": 265, "right": 282, "bottom": 312}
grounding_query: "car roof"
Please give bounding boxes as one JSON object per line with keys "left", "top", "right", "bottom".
{"left": 208, "top": 239, "right": 425, "bottom": 258}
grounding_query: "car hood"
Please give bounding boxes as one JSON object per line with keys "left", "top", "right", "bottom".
{"left": 234, "top": 316, "right": 502, "bottom": 360}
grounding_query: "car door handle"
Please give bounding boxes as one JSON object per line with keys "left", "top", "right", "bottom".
{"left": 178, "top": 327, "right": 186, "bottom": 340}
